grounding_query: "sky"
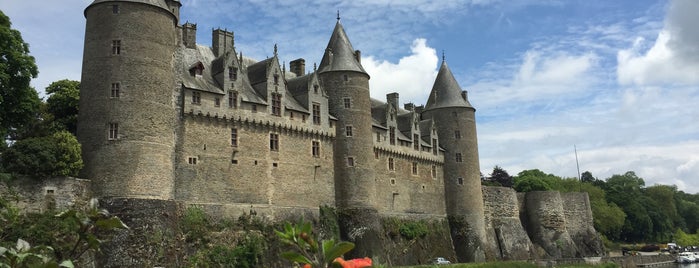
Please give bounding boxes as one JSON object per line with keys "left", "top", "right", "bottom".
{"left": 2, "top": 0, "right": 698, "bottom": 193}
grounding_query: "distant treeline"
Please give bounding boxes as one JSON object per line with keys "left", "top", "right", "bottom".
{"left": 483, "top": 166, "right": 699, "bottom": 244}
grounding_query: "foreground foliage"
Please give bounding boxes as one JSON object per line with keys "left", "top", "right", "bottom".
{"left": 0, "top": 195, "right": 128, "bottom": 267}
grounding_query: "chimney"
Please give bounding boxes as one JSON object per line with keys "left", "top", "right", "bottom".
{"left": 289, "top": 58, "right": 305, "bottom": 77}
{"left": 404, "top": 103, "right": 415, "bottom": 111}
{"left": 415, "top": 105, "right": 424, "bottom": 114}
{"left": 387, "top": 93, "right": 399, "bottom": 108}
{"left": 461, "top": 90, "right": 468, "bottom": 101}
{"left": 212, "top": 28, "right": 234, "bottom": 57}
{"left": 355, "top": 50, "right": 361, "bottom": 64}
{"left": 182, "top": 22, "right": 197, "bottom": 49}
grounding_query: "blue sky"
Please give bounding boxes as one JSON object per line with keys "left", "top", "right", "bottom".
{"left": 2, "top": 0, "right": 698, "bottom": 193}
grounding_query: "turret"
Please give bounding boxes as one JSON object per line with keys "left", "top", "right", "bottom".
{"left": 421, "top": 58, "right": 488, "bottom": 262}
{"left": 318, "top": 16, "right": 383, "bottom": 258}
{"left": 78, "top": 0, "right": 178, "bottom": 199}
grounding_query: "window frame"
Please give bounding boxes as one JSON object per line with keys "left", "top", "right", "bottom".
{"left": 108, "top": 123, "right": 119, "bottom": 140}
{"left": 312, "top": 103, "right": 321, "bottom": 125}
{"left": 269, "top": 133, "right": 279, "bottom": 151}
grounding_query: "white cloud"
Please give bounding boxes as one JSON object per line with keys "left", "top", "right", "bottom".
{"left": 617, "top": 0, "right": 699, "bottom": 86}
{"left": 362, "top": 38, "right": 439, "bottom": 105}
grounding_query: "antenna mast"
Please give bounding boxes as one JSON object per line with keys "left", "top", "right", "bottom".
{"left": 574, "top": 144, "right": 581, "bottom": 181}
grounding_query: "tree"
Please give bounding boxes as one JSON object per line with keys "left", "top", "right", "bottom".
{"left": 0, "top": 10, "right": 41, "bottom": 144}
{"left": 45, "top": 80, "right": 79, "bottom": 134}
{"left": 580, "top": 171, "right": 595, "bottom": 183}
{"left": 1, "top": 130, "right": 83, "bottom": 177}
{"left": 513, "top": 176, "right": 552, "bottom": 192}
{"left": 489, "top": 165, "right": 513, "bottom": 187}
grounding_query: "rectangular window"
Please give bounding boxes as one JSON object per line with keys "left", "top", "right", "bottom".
{"left": 432, "top": 165, "right": 437, "bottom": 178}
{"left": 108, "top": 123, "right": 118, "bottom": 140}
{"left": 412, "top": 162, "right": 418, "bottom": 175}
{"left": 273, "top": 74, "right": 279, "bottom": 85}
{"left": 432, "top": 138, "right": 438, "bottom": 155}
{"left": 110, "top": 83, "right": 120, "bottom": 98}
{"left": 192, "top": 91, "right": 201, "bottom": 104}
{"left": 312, "top": 140, "right": 320, "bottom": 157}
{"left": 252, "top": 104, "right": 257, "bottom": 113}
{"left": 231, "top": 128, "right": 237, "bottom": 147}
{"left": 312, "top": 103, "right": 321, "bottom": 125}
{"left": 229, "top": 67, "right": 238, "bottom": 80}
{"left": 112, "top": 5, "right": 119, "bottom": 14}
{"left": 313, "top": 85, "right": 319, "bottom": 94}
{"left": 290, "top": 112, "right": 294, "bottom": 120}
{"left": 376, "top": 132, "right": 381, "bottom": 142}
{"left": 457, "top": 177, "right": 464, "bottom": 185}
{"left": 454, "top": 130, "right": 461, "bottom": 139}
{"left": 347, "top": 157, "right": 354, "bottom": 167}
{"left": 455, "top": 153, "right": 463, "bottom": 162}
{"left": 389, "top": 127, "right": 396, "bottom": 145}
{"left": 271, "top": 93, "right": 282, "bottom": 116}
{"left": 413, "top": 134, "right": 419, "bottom": 150}
{"left": 228, "top": 91, "right": 237, "bottom": 108}
{"left": 343, "top": 98, "right": 351, "bottom": 109}
{"left": 270, "top": 133, "right": 279, "bottom": 151}
{"left": 188, "top": 157, "right": 197, "bottom": 165}
{"left": 111, "top": 40, "right": 121, "bottom": 55}
{"left": 388, "top": 158, "right": 394, "bottom": 171}
{"left": 214, "top": 97, "right": 221, "bottom": 107}
{"left": 345, "top": 126, "right": 353, "bottom": 137}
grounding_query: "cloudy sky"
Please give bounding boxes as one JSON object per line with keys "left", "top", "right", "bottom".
{"left": 2, "top": 0, "right": 698, "bottom": 193}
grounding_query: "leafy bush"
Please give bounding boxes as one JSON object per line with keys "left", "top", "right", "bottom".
{"left": 188, "top": 233, "right": 264, "bottom": 268}
{"left": 180, "top": 206, "right": 209, "bottom": 243}
{"left": 398, "top": 221, "right": 428, "bottom": 240}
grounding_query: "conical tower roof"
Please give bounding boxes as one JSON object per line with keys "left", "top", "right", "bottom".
{"left": 318, "top": 20, "right": 368, "bottom": 75}
{"left": 424, "top": 59, "right": 473, "bottom": 110}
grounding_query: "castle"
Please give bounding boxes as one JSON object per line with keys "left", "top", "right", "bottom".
{"left": 76, "top": 0, "right": 603, "bottom": 265}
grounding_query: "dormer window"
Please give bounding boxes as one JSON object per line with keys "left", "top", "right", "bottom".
{"left": 229, "top": 67, "right": 238, "bottom": 80}
{"left": 189, "top": 62, "right": 204, "bottom": 77}
{"left": 271, "top": 93, "right": 282, "bottom": 116}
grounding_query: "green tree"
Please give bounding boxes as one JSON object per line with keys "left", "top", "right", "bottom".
{"left": 489, "top": 165, "right": 513, "bottom": 187}
{"left": 0, "top": 10, "right": 41, "bottom": 144}
{"left": 580, "top": 171, "right": 595, "bottom": 183}
{"left": 45, "top": 80, "right": 79, "bottom": 134}
{"left": 1, "top": 131, "right": 83, "bottom": 178}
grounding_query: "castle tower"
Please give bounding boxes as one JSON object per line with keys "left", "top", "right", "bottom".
{"left": 78, "top": 0, "right": 180, "bottom": 200}
{"left": 421, "top": 58, "right": 488, "bottom": 262}
{"left": 318, "top": 17, "right": 383, "bottom": 258}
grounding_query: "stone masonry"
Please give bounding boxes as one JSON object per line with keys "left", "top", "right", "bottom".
{"left": 76, "top": 0, "right": 603, "bottom": 264}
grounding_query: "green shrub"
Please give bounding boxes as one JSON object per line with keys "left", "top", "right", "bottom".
{"left": 398, "top": 221, "right": 428, "bottom": 240}
{"left": 180, "top": 206, "right": 209, "bottom": 243}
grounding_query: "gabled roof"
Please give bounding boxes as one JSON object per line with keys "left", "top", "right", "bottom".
{"left": 318, "top": 21, "right": 367, "bottom": 75}
{"left": 247, "top": 58, "right": 274, "bottom": 85}
{"left": 424, "top": 60, "right": 473, "bottom": 111}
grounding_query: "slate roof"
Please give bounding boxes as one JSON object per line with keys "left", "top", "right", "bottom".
{"left": 424, "top": 60, "right": 473, "bottom": 111}
{"left": 318, "top": 21, "right": 367, "bottom": 75}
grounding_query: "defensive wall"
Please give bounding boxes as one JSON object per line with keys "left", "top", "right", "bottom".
{"left": 2, "top": 178, "right": 604, "bottom": 265}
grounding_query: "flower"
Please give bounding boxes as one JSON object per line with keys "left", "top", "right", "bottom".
{"left": 333, "top": 257, "right": 372, "bottom": 268}
{"left": 302, "top": 264, "right": 311, "bottom": 268}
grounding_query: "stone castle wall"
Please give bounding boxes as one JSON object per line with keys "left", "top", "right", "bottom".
{"left": 482, "top": 186, "right": 535, "bottom": 260}
{"left": 0, "top": 177, "right": 91, "bottom": 213}
{"left": 373, "top": 150, "right": 446, "bottom": 215}
{"left": 174, "top": 115, "right": 336, "bottom": 208}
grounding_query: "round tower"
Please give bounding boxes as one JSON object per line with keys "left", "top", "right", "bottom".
{"left": 318, "top": 18, "right": 383, "bottom": 258}
{"left": 421, "top": 59, "right": 488, "bottom": 262}
{"left": 78, "top": 0, "right": 180, "bottom": 199}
